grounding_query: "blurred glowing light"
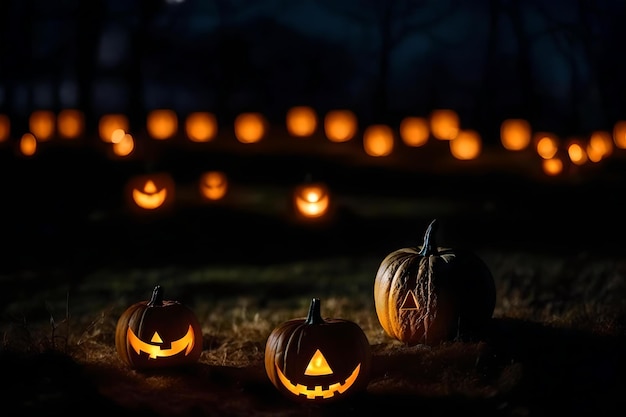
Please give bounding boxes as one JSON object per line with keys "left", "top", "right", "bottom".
{"left": 185, "top": 112, "right": 217, "bottom": 142}
{"left": 613, "top": 121, "right": 626, "bottom": 149}
{"left": 29, "top": 110, "right": 55, "bottom": 141}
{"left": 234, "top": 112, "right": 266, "bottom": 143}
{"left": 286, "top": 106, "right": 317, "bottom": 137}
{"left": 19, "top": 133, "right": 37, "bottom": 156}
{"left": 542, "top": 157, "right": 563, "bottom": 176}
{"left": 57, "top": 109, "right": 84, "bottom": 139}
{"left": 534, "top": 133, "right": 559, "bottom": 159}
{"left": 450, "top": 129, "right": 481, "bottom": 160}
{"left": 0, "top": 114, "right": 9, "bottom": 142}
{"left": 147, "top": 109, "right": 178, "bottom": 140}
{"left": 500, "top": 118, "right": 531, "bottom": 151}
{"left": 324, "top": 110, "right": 357, "bottom": 142}
{"left": 430, "top": 109, "right": 459, "bottom": 140}
{"left": 567, "top": 140, "right": 588, "bottom": 165}
{"left": 363, "top": 124, "right": 394, "bottom": 156}
{"left": 399, "top": 117, "right": 429, "bottom": 147}
{"left": 99, "top": 114, "right": 129, "bottom": 143}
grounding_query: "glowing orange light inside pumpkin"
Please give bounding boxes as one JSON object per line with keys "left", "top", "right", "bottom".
{"left": 234, "top": 112, "right": 266, "bottom": 143}
{"left": 429, "top": 109, "right": 459, "bottom": 140}
{"left": 542, "top": 157, "right": 563, "bottom": 176}
{"left": 399, "top": 116, "right": 429, "bottom": 147}
{"left": 185, "top": 112, "right": 217, "bottom": 142}
{"left": 127, "top": 325, "right": 196, "bottom": 359}
{"left": 500, "top": 118, "right": 531, "bottom": 151}
{"left": 324, "top": 110, "right": 357, "bottom": 142}
{"left": 113, "top": 133, "right": 135, "bottom": 157}
{"left": 286, "top": 106, "right": 317, "bottom": 137}
{"left": 304, "top": 349, "right": 333, "bottom": 376}
{"left": 19, "top": 133, "right": 37, "bottom": 156}
{"left": 29, "top": 110, "right": 55, "bottom": 141}
{"left": 99, "top": 114, "right": 129, "bottom": 143}
{"left": 0, "top": 114, "right": 11, "bottom": 142}
{"left": 363, "top": 124, "right": 394, "bottom": 157}
{"left": 534, "top": 133, "right": 559, "bottom": 159}
{"left": 294, "top": 183, "right": 330, "bottom": 218}
{"left": 613, "top": 121, "right": 626, "bottom": 149}
{"left": 127, "top": 173, "right": 175, "bottom": 211}
{"left": 567, "top": 139, "right": 588, "bottom": 165}
{"left": 199, "top": 171, "right": 228, "bottom": 201}
{"left": 57, "top": 109, "right": 84, "bottom": 139}
{"left": 450, "top": 129, "right": 481, "bottom": 160}
{"left": 147, "top": 109, "right": 178, "bottom": 140}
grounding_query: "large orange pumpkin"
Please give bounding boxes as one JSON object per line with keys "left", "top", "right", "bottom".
{"left": 265, "top": 298, "right": 371, "bottom": 403}
{"left": 115, "top": 285, "right": 203, "bottom": 370}
{"left": 373, "top": 219, "right": 496, "bottom": 346}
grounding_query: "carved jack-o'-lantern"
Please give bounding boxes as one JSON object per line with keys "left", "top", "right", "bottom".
{"left": 293, "top": 181, "right": 330, "bottom": 219}
{"left": 116, "top": 285, "right": 203, "bottom": 370}
{"left": 363, "top": 124, "right": 394, "bottom": 156}
{"left": 126, "top": 172, "right": 175, "bottom": 212}
{"left": 265, "top": 298, "right": 371, "bottom": 403}
{"left": 186, "top": 112, "right": 217, "bottom": 142}
{"left": 286, "top": 106, "right": 317, "bottom": 137}
{"left": 147, "top": 109, "right": 178, "bottom": 140}
{"left": 199, "top": 170, "right": 228, "bottom": 201}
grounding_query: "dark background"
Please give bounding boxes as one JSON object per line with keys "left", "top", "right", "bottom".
{"left": 1, "top": 0, "right": 626, "bottom": 272}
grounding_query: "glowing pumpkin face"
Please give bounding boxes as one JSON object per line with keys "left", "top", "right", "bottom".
{"left": 199, "top": 171, "right": 228, "bottom": 201}
{"left": 115, "top": 285, "right": 203, "bottom": 370}
{"left": 293, "top": 182, "right": 330, "bottom": 219}
{"left": 126, "top": 172, "right": 175, "bottom": 212}
{"left": 265, "top": 298, "right": 371, "bottom": 403}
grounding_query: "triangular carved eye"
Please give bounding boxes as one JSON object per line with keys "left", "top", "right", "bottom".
{"left": 305, "top": 349, "right": 333, "bottom": 376}
{"left": 400, "top": 290, "right": 419, "bottom": 310}
{"left": 150, "top": 332, "right": 164, "bottom": 344}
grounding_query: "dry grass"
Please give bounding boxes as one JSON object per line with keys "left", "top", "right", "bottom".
{"left": 2, "top": 249, "right": 625, "bottom": 417}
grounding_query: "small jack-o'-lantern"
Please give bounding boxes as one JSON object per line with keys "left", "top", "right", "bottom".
{"left": 199, "top": 170, "right": 228, "bottom": 201}
{"left": 125, "top": 172, "right": 175, "bottom": 212}
{"left": 265, "top": 298, "right": 371, "bottom": 403}
{"left": 374, "top": 219, "right": 496, "bottom": 346}
{"left": 293, "top": 181, "right": 330, "bottom": 219}
{"left": 116, "top": 285, "right": 203, "bottom": 370}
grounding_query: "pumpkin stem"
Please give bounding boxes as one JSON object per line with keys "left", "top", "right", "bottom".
{"left": 304, "top": 298, "right": 324, "bottom": 325}
{"left": 147, "top": 285, "right": 164, "bottom": 307}
{"left": 418, "top": 219, "right": 438, "bottom": 256}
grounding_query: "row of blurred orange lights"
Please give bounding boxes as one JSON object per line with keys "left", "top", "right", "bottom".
{"left": 1, "top": 107, "right": 625, "bottom": 176}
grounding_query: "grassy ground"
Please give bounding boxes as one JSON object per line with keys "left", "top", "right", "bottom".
{"left": 2, "top": 233, "right": 625, "bottom": 417}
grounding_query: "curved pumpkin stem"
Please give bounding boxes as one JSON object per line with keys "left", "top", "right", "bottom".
{"left": 418, "top": 219, "right": 438, "bottom": 257}
{"left": 147, "top": 285, "right": 164, "bottom": 307}
{"left": 304, "top": 298, "right": 325, "bottom": 325}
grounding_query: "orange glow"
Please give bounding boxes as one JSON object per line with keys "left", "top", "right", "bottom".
{"left": 449, "top": 129, "right": 481, "bottom": 160}
{"left": 567, "top": 139, "right": 588, "bottom": 165}
{"left": 429, "top": 109, "right": 459, "bottom": 140}
{"left": 185, "top": 112, "right": 217, "bottom": 142}
{"left": 199, "top": 171, "right": 228, "bottom": 201}
{"left": 399, "top": 116, "right": 429, "bottom": 147}
{"left": 324, "top": 110, "right": 357, "bottom": 142}
{"left": 127, "top": 325, "right": 196, "bottom": 359}
{"left": 294, "top": 183, "right": 330, "bottom": 218}
{"left": 19, "top": 133, "right": 37, "bottom": 156}
{"left": 534, "top": 132, "right": 559, "bottom": 159}
{"left": 113, "top": 133, "right": 135, "bottom": 157}
{"left": 542, "top": 158, "right": 563, "bottom": 176}
{"left": 29, "top": 110, "right": 55, "bottom": 141}
{"left": 126, "top": 173, "right": 175, "bottom": 212}
{"left": 147, "top": 109, "right": 178, "bottom": 140}
{"left": 275, "top": 361, "right": 361, "bottom": 400}
{"left": 234, "top": 112, "right": 266, "bottom": 143}
{"left": 500, "top": 118, "right": 531, "bottom": 150}
{"left": 99, "top": 114, "right": 129, "bottom": 142}
{"left": 587, "top": 131, "right": 613, "bottom": 161}
{"left": 286, "top": 106, "right": 317, "bottom": 137}
{"left": 57, "top": 109, "right": 84, "bottom": 139}
{"left": 0, "top": 114, "right": 11, "bottom": 142}
{"left": 613, "top": 121, "right": 626, "bottom": 149}
{"left": 363, "top": 124, "right": 394, "bottom": 156}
